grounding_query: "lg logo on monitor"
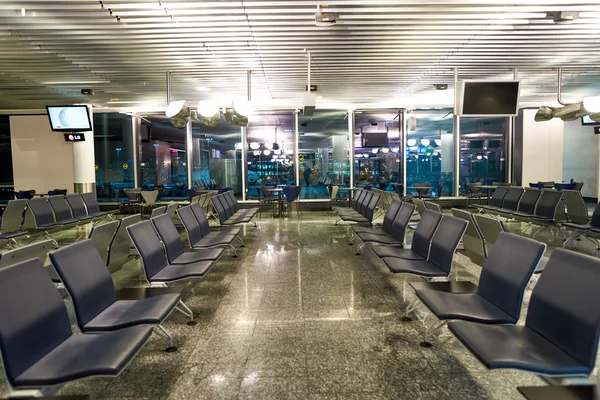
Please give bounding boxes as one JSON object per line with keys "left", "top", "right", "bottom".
{"left": 63, "top": 133, "right": 85, "bottom": 142}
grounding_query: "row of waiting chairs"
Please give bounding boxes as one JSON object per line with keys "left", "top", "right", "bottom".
{"left": 364, "top": 198, "right": 600, "bottom": 382}
{"left": 210, "top": 190, "right": 258, "bottom": 227}
{"left": 0, "top": 197, "right": 251, "bottom": 395}
{"left": 0, "top": 194, "right": 114, "bottom": 247}
{"left": 333, "top": 189, "right": 381, "bottom": 225}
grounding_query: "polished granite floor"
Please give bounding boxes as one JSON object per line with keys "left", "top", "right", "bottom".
{"left": 2, "top": 210, "right": 600, "bottom": 399}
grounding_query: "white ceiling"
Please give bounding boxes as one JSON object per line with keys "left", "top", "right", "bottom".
{"left": 1, "top": 0, "right": 600, "bottom": 110}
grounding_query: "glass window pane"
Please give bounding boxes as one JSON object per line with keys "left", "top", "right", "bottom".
{"left": 191, "top": 119, "right": 242, "bottom": 199}
{"left": 298, "top": 110, "right": 349, "bottom": 199}
{"left": 406, "top": 109, "right": 454, "bottom": 197}
{"left": 247, "top": 112, "right": 294, "bottom": 199}
{"left": 93, "top": 113, "right": 134, "bottom": 202}
{"left": 459, "top": 118, "right": 507, "bottom": 188}
{"left": 140, "top": 115, "right": 187, "bottom": 200}
{"left": 354, "top": 110, "right": 401, "bottom": 191}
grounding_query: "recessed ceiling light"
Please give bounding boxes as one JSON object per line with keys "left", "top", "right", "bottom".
{"left": 196, "top": 86, "right": 209, "bottom": 92}
{"left": 21, "top": 8, "right": 26, "bottom": 16}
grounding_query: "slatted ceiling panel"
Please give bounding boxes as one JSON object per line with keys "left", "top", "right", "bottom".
{"left": 0, "top": 2, "right": 600, "bottom": 109}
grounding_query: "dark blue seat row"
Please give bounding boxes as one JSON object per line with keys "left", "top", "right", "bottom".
{"left": 334, "top": 189, "right": 381, "bottom": 225}
{"left": 211, "top": 191, "right": 258, "bottom": 227}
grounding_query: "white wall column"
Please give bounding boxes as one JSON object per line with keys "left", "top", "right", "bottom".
{"left": 73, "top": 105, "right": 96, "bottom": 194}
{"left": 294, "top": 110, "right": 300, "bottom": 187}
{"left": 185, "top": 119, "right": 193, "bottom": 189}
{"left": 348, "top": 110, "right": 355, "bottom": 189}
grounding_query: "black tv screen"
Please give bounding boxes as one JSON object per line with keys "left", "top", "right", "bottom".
{"left": 581, "top": 115, "right": 600, "bottom": 126}
{"left": 361, "top": 131, "right": 388, "bottom": 148}
{"left": 457, "top": 80, "right": 520, "bottom": 117}
{"left": 46, "top": 105, "right": 92, "bottom": 132}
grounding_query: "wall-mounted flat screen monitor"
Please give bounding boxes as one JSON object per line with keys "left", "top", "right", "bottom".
{"left": 63, "top": 133, "right": 85, "bottom": 142}
{"left": 455, "top": 80, "right": 520, "bottom": 117}
{"left": 581, "top": 115, "right": 600, "bottom": 126}
{"left": 46, "top": 105, "right": 92, "bottom": 132}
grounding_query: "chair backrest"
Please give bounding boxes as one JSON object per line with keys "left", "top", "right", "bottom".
{"left": 363, "top": 192, "right": 381, "bottom": 221}
{"left": 218, "top": 194, "right": 233, "bottom": 219}
{"left": 424, "top": 201, "right": 442, "bottom": 213}
{"left": 150, "top": 205, "right": 167, "bottom": 219}
{"left": 260, "top": 186, "right": 274, "bottom": 199}
{"left": 166, "top": 202, "right": 178, "bottom": 219}
{"left": 525, "top": 249, "right": 600, "bottom": 373}
{"left": 554, "top": 182, "right": 576, "bottom": 191}
{"left": 427, "top": 215, "right": 468, "bottom": 274}
{"left": 562, "top": 190, "right": 590, "bottom": 225}
{"left": 0, "top": 239, "right": 55, "bottom": 269}
{"left": 282, "top": 187, "right": 296, "bottom": 203}
{"left": 477, "top": 233, "right": 545, "bottom": 321}
{"left": 352, "top": 190, "right": 366, "bottom": 211}
{"left": 49, "top": 240, "right": 117, "bottom": 328}
{"left": 81, "top": 192, "right": 101, "bottom": 214}
{"left": 529, "top": 182, "right": 544, "bottom": 189}
{"left": 191, "top": 195, "right": 201, "bottom": 204}
{"left": 533, "top": 189, "right": 563, "bottom": 219}
{"left": 390, "top": 202, "right": 415, "bottom": 243}
{"left": 382, "top": 199, "right": 403, "bottom": 234}
{"left": 451, "top": 208, "right": 487, "bottom": 264}
{"left": 0, "top": 199, "right": 27, "bottom": 233}
{"left": 331, "top": 186, "right": 339, "bottom": 200}
{"left": 0, "top": 259, "right": 72, "bottom": 385}
{"left": 539, "top": 181, "right": 555, "bottom": 188}
{"left": 500, "top": 187, "right": 524, "bottom": 211}
{"left": 573, "top": 181, "right": 584, "bottom": 192}
{"left": 14, "top": 190, "right": 34, "bottom": 200}
{"left": 107, "top": 214, "right": 141, "bottom": 274}
{"left": 48, "top": 195, "right": 74, "bottom": 223}
{"left": 224, "top": 191, "right": 239, "bottom": 212}
{"left": 411, "top": 210, "right": 443, "bottom": 259}
{"left": 124, "top": 188, "right": 141, "bottom": 202}
{"left": 488, "top": 186, "right": 509, "bottom": 208}
{"left": 210, "top": 195, "right": 228, "bottom": 223}
{"left": 141, "top": 190, "right": 159, "bottom": 205}
{"left": 393, "top": 183, "right": 404, "bottom": 197}
{"left": 127, "top": 220, "right": 169, "bottom": 280}
{"left": 25, "top": 198, "right": 56, "bottom": 228}
{"left": 177, "top": 206, "right": 204, "bottom": 246}
{"left": 65, "top": 194, "right": 89, "bottom": 219}
{"left": 468, "top": 183, "right": 482, "bottom": 194}
{"left": 48, "top": 189, "right": 67, "bottom": 196}
{"left": 516, "top": 188, "right": 542, "bottom": 215}
{"left": 412, "top": 198, "right": 426, "bottom": 215}
{"left": 473, "top": 213, "right": 507, "bottom": 249}
{"left": 151, "top": 214, "right": 185, "bottom": 263}
{"left": 359, "top": 191, "right": 374, "bottom": 216}
{"left": 89, "top": 220, "right": 120, "bottom": 265}
{"left": 190, "top": 203, "right": 212, "bottom": 237}
{"left": 590, "top": 202, "right": 600, "bottom": 228}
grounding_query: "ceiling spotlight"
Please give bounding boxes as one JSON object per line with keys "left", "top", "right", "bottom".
{"left": 534, "top": 106, "right": 554, "bottom": 122}
{"left": 264, "top": 142, "right": 273, "bottom": 150}
{"left": 273, "top": 149, "right": 281, "bottom": 155}
{"left": 583, "top": 96, "right": 600, "bottom": 113}
{"left": 197, "top": 100, "right": 220, "bottom": 126}
{"left": 381, "top": 147, "right": 390, "bottom": 153}
{"left": 253, "top": 150, "right": 260, "bottom": 156}
{"left": 249, "top": 142, "right": 260, "bottom": 150}
{"left": 420, "top": 139, "right": 430, "bottom": 147}
{"left": 165, "top": 100, "right": 190, "bottom": 128}
{"left": 263, "top": 150, "right": 271, "bottom": 156}
{"left": 371, "top": 148, "right": 379, "bottom": 154}
{"left": 407, "top": 139, "right": 417, "bottom": 147}
{"left": 477, "top": 155, "right": 483, "bottom": 160}
{"left": 234, "top": 142, "right": 242, "bottom": 150}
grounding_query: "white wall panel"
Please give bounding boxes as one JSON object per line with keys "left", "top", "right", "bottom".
{"left": 521, "top": 109, "right": 564, "bottom": 186}
{"left": 562, "top": 120, "right": 598, "bottom": 198}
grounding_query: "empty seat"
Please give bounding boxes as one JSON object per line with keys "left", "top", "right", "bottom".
{"left": 177, "top": 206, "right": 238, "bottom": 256}
{"left": 482, "top": 187, "right": 523, "bottom": 213}
{"left": 354, "top": 202, "right": 414, "bottom": 253}
{"left": 0, "top": 258, "right": 152, "bottom": 389}
{"left": 190, "top": 203, "right": 242, "bottom": 240}
{"left": 380, "top": 215, "right": 468, "bottom": 278}
{"left": 451, "top": 208, "right": 487, "bottom": 265}
{"left": 0, "top": 239, "right": 58, "bottom": 282}
{"left": 150, "top": 205, "right": 167, "bottom": 219}
{"left": 351, "top": 199, "right": 403, "bottom": 237}
{"left": 449, "top": 249, "right": 600, "bottom": 378}
{"left": 415, "top": 233, "right": 545, "bottom": 346}
{"left": 65, "top": 194, "right": 104, "bottom": 222}
{"left": 89, "top": 220, "right": 120, "bottom": 265}
{"left": 81, "top": 192, "right": 115, "bottom": 218}
{"left": 151, "top": 214, "right": 225, "bottom": 264}
{"left": 506, "top": 188, "right": 542, "bottom": 220}
{"left": 474, "top": 186, "right": 508, "bottom": 210}
{"left": 0, "top": 199, "right": 28, "bottom": 244}
{"left": 424, "top": 201, "right": 442, "bottom": 213}
{"left": 127, "top": 220, "right": 216, "bottom": 283}
{"left": 47, "top": 195, "right": 83, "bottom": 225}
{"left": 23, "top": 198, "right": 63, "bottom": 234}
{"left": 107, "top": 214, "right": 142, "bottom": 273}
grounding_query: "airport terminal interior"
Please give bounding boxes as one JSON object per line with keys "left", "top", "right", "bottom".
{"left": 2, "top": 0, "right": 600, "bottom": 399}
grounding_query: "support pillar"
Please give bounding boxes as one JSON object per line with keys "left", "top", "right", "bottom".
{"left": 294, "top": 110, "right": 300, "bottom": 187}
{"left": 185, "top": 119, "right": 193, "bottom": 190}
{"left": 399, "top": 109, "right": 406, "bottom": 196}
{"left": 453, "top": 68, "right": 460, "bottom": 196}
{"left": 73, "top": 105, "right": 96, "bottom": 194}
{"left": 348, "top": 109, "right": 355, "bottom": 189}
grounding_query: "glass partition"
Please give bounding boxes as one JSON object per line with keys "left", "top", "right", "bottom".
{"left": 93, "top": 113, "right": 135, "bottom": 201}
{"left": 297, "top": 110, "right": 350, "bottom": 199}
{"left": 405, "top": 109, "right": 455, "bottom": 197}
{"left": 247, "top": 112, "right": 294, "bottom": 199}
{"left": 459, "top": 117, "right": 508, "bottom": 188}
{"left": 140, "top": 116, "right": 187, "bottom": 200}
{"left": 191, "top": 119, "right": 242, "bottom": 199}
{"left": 354, "top": 110, "right": 401, "bottom": 191}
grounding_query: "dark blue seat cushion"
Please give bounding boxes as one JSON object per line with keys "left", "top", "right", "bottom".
{"left": 0, "top": 231, "right": 27, "bottom": 240}
{"left": 357, "top": 233, "right": 402, "bottom": 245}
{"left": 562, "top": 222, "right": 591, "bottom": 230}
{"left": 149, "top": 261, "right": 214, "bottom": 282}
{"left": 371, "top": 247, "right": 425, "bottom": 260}
{"left": 381, "top": 258, "right": 447, "bottom": 277}
{"left": 448, "top": 322, "right": 591, "bottom": 376}
{"left": 171, "top": 248, "right": 224, "bottom": 264}
{"left": 14, "top": 325, "right": 152, "bottom": 387}
{"left": 415, "top": 291, "right": 515, "bottom": 324}
{"left": 83, "top": 294, "right": 181, "bottom": 331}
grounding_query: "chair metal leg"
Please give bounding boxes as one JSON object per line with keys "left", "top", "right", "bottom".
{"left": 154, "top": 324, "right": 177, "bottom": 352}
{"left": 563, "top": 230, "right": 581, "bottom": 248}
{"left": 420, "top": 320, "right": 449, "bottom": 347}
{"left": 228, "top": 244, "right": 238, "bottom": 257}
{"left": 175, "top": 300, "right": 197, "bottom": 326}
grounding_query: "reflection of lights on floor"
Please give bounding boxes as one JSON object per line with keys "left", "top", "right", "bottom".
{"left": 211, "top": 374, "right": 226, "bottom": 384}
